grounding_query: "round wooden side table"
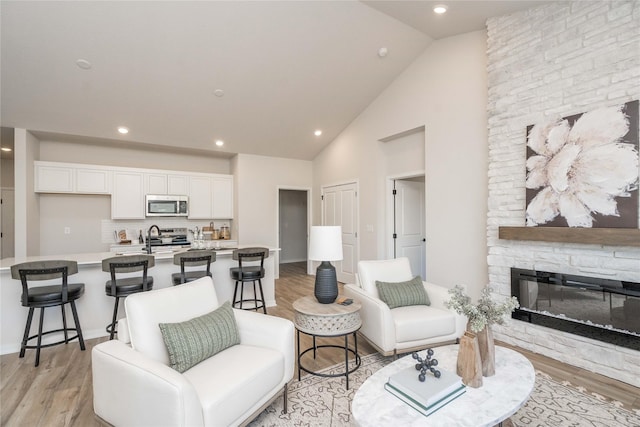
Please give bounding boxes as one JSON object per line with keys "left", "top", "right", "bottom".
{"left": 293, "top": 295, "right": 362, "bottom": 389}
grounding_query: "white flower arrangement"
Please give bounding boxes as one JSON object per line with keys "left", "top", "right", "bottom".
{"left": 446, "top": 285, "right": 520, "bottom": 333}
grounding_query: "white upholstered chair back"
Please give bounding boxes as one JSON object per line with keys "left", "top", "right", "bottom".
{"left": 357, "top": 257, "right": 414, "bottom": 300}
{"left": 123, "top": 276, "right": 219, "bottom": 365}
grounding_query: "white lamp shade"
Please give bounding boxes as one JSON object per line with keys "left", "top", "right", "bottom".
{"left": 308, "top": 226, "right": 343, "bottom": 262}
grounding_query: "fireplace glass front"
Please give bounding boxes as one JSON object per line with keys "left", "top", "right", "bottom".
{"left": 510, "top": 268, "right": 640, "bottom": 351}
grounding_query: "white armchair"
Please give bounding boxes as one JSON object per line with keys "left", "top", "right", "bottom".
{"left": 343, "top": 258, "right": 466, "bottom": 357}
{"left": 92, "top": 276, "right": 294, "bottom": 427}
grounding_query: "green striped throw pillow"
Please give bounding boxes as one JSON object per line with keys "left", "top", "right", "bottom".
{"left": 375, "top": 276, "right": 430, "bottom": 309}
{"left": 159, "top": 301, "right": 240, "bottom": 373}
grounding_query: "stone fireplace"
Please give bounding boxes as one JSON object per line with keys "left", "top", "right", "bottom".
{"left": 486, "top": 1, "right": 640, "bottom": 388}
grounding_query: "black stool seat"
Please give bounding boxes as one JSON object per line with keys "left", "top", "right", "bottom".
{"left": 171, "top": 250, "right": 216, "bottom": 286}
{"left": 171, "top": 271, "right": 212, "bottom": 285}
{"left": 26, "top": 283, "right": 85, "bottom": 305}
{"left": 105, "top": 276, "right": 154, "bottom": 296}
{"left": 10, "top": 260, "right": 86, "bottom": 367}
{"left": 230, "top": 266, "right": 264, "bottom": 281}
{"left": 230, "top": 247, "right": 269, "bottom": 314}
{"left": 102, "top": 255, "right": 154, "bottom": 340}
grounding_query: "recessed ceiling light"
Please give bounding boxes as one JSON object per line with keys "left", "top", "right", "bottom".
{"left": 433, "top": 5, "right": 448, "bottom": 14}
{"left": 215, "top": 140, "right": 224, "bottom": 147}
{"left": 1, "top": 147, "right": 12, "bottom": 152}
{"left": 314, "top": 130, "right": 322, "bottom": 136}
{"left": 378, "top": 47, "right": 388, "bottom": 58}
{"left": 117, "top": 127, "right": 129, "bottom": 134}
{"left": 214, "top": 89, "right": 225, "bottom": 97}
{"left": 76, "top": 59, "right": 92, "bottom": 70}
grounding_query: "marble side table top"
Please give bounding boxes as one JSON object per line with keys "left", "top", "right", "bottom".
{"left": 352, "top": 345, "right": 535, "bottom": 427}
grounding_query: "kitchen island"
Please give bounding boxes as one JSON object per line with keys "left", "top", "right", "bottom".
{"left": 0, "top": 246, "right": 280, "bottom": 355}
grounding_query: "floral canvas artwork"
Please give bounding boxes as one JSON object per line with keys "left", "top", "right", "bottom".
{"left": 525, "top": 100, "right": 639, "bottom": 228}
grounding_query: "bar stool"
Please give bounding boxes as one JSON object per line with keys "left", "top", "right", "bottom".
{"left": 172, "top": 250, "right": 216, "bottom": 285}
{"left": 10, "top": 260, "right": 86, "bottom": 367}
{"left": 230, "top": 247, "right": 269, "bottom": 314}
{"left": 102, "top": 255, "right": 154, "bottom": 340}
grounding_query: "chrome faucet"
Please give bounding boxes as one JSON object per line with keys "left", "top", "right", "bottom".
{"left": 146, "top": 225, "right": 161, "bottom": 254}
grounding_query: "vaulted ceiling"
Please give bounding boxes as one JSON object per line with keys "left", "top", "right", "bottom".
{"left": 1, "top": 1, "right": 548, "bottom": 160}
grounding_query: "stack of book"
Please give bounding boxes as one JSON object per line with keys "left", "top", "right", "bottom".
{"left": 384, "top": 366, "right": 466, "bottom": 416}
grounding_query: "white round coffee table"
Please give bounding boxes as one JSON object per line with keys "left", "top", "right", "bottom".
{"left": 352, "top": 345, "right": 535, "bottom": 427}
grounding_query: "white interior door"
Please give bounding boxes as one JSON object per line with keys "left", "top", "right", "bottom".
{"left": 1, "top": 188, "right": 15, "bottom": 259}
{"left": 322, "top": 182, "right": 358, "bottom": 284}
{"left": 394, "top": 179, "right": 425, "bottom": 279}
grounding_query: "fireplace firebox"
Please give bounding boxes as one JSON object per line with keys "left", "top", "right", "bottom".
{"left": 510, "top": 268, "right": 640, "bottom": 351}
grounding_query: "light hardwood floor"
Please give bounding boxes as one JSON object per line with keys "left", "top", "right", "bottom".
{"left": 1, "top": 262, "right": 638, "bottom": 426}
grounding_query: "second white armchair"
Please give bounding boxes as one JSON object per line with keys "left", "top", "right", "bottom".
{"left": 343, "top": 257, "right": 466, "bottom": 357}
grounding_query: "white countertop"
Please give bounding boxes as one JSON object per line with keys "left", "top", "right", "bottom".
{"left": 0, "top": 246, "right": 279, "bottom": 271}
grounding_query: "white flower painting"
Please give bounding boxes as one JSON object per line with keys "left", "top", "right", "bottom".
{"left": 525, "top": 101, "right": 639, "bottom": 228}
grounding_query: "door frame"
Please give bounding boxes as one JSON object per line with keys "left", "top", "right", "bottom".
{"left": 276, "top": 186, "right": 312, "bottom": 275}
{"left": 386, "top": 171, "right": 425, "bottom": 260}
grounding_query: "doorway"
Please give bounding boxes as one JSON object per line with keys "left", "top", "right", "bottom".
{"left": 278, "top": 189, "right": 309, "bottom": 271}
{"left": 390, "top": 176, "right": 426, "bottom": 279}
{"left": 1, "top": 188, "right": 15, "bottom": 259}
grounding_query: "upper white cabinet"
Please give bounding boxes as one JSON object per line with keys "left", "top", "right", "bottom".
{"left": 167, "top": 175, "right": 189, "bottom": 195}
{"left": 188, "top": 175, "right": 234, "bottom": 219}
{"left": 145, "top": 173, "right": 167, "bottom": 195}
{"left": 144, "top": 173, "right": 189, "bottom": 196}
{"left": 76, "top": 168, "right": 111, "bottom": 194}
{"left": 35, "top": 163, "right": 74, "bottom": 193}
{"left": 212, "top": 176, "right": 233, "bottom": 219}
{"left": 188, "top": 176, "right": 213, "bottom": 219}
{"left": 112, "top": 171, "right": 144, "bottom": 219}
{"left": 35, "top": 162, "right": 111, "bottom": 194}
{"left": 34, "top": 161, "right": 232, "bottom": 220}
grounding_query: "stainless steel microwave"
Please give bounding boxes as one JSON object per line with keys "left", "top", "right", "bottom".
{"left": 146, "top": 195, "right": 189, "bottom": 217}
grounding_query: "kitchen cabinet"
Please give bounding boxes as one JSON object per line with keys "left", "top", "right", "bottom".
{"left": 35, "top": 164, "right": 74, "bottom": 193}
{"left": 33, "top": 161, "right": 232, "bottom": 220}
{"left": 112, "top": 171, "right": 144, "bottom": 219}
{"left": 212, "top": 176, "right": 233, "bottom": 219}
{"left": 145, "top": 173, "right": 167, "bottom": 195}
{"left": 188, "top": 176, "right": 213, "bottom": 219}
{"left": 144, "top": 173, "right": 188, "bottom": 196}
{"left": 34, "top": 162, "right": 110, "bottom": 194}
{"left": 188, "top": 175, "right": 234, "bottom": 219}
{"left": 76, "top": 168, "right": 111, "bottom": 194}
{"left": 168, "top": 174, "right": 188, "bottom": 195}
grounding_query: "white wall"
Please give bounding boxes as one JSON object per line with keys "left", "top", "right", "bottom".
{"left": 235, "top": 154, "right": 313, "bottom": 253}
{"left": 39, "top": 139, "right": 231, "bottom": 174}
{"left": 486, "top": 1, "right": 640, "bottom": 387}
{"left": 313, "top": 31, "right": 488, "bottom": 293}
{"left": 381, "top": 129, "right": 424, "bottom": 178}
{"left": 14, "top": 129, "right": 41, "bottom": 257}
{"left": 39, "top": 194, "right": 111, "bottom": 255}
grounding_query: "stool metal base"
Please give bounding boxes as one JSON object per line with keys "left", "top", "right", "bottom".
{"left": 20, "top": 302, "right": 85, "bottom": 367}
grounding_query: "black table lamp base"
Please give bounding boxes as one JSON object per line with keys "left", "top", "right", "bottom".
{"left": 314, "top": 261, "right": 338, "bottom": 304}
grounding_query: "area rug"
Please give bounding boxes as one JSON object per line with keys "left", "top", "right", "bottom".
{"left": 249, "top": 353, "right": 640, "bottom": 427}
